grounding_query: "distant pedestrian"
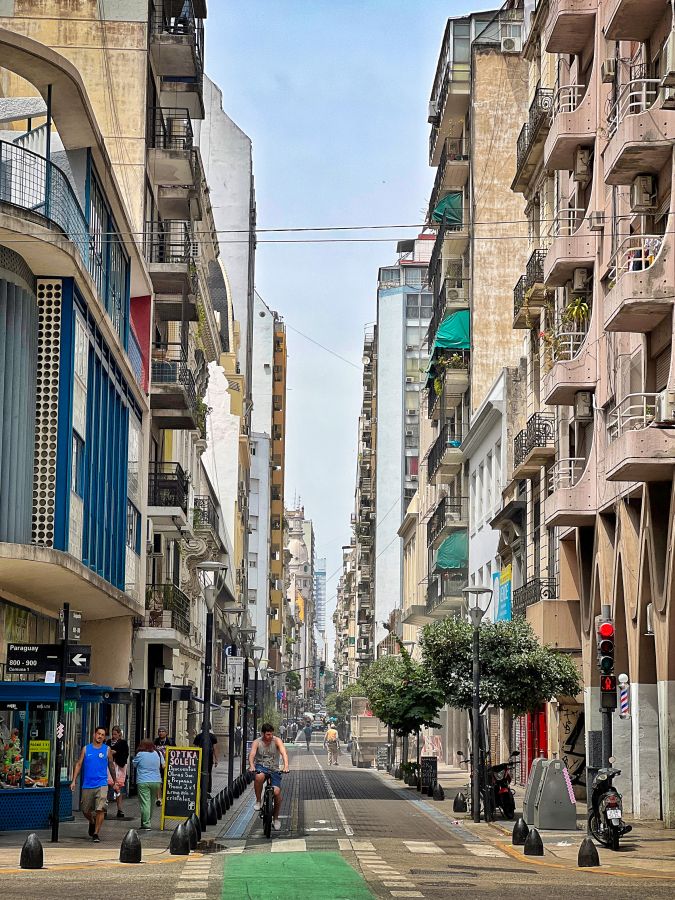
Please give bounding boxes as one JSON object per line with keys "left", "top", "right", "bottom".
{"left": 234, "top": 724, "right": 243, "bottom": 757}
{"left": 133, "top": 739, "right": 164, "bottom": 829}
{"left": 302, "top": 723, "right": 312, "bottom": 751}
{"left": 70, "top": 726, "right": 118, "bottom": 842}
{"left": 324, "top": 724, "right": 340, "bottom": 765}
{"left": 194, "top": 725, "right": 219, "bottom": 793}
{"left": 280, "top": 723, "right": 287, "bottom": 741}
{"left": 107, "top": 725, "right": 129, "bottom": 818}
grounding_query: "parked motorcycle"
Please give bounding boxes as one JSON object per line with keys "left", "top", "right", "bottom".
{"left": 488, "top": 750, "right": 519, "bottom": 820}
{"left": 588, "top": 766, "right": 632, "bottom": 850}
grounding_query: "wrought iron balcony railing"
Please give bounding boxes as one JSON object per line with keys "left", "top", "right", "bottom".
{"left": 151, "top": 342, "right": 198, "bottom": 412}
{"left": 427, "top": 496, "right": 468, "bottom": 546}
{"left": 515, "top": 87, "right": 554, "bottom": 175}
{"left": 148, "top": 461, "right": 189, "bottom": 511}
{"left": 427, "top": 422, "right": 463, "bottom": 481}
{"left": 145, "top": 583, "right": 191, "bottom": 635}
{"left": 426, "top": 569, "right": 468, "bottom": 614}
{"left": 193, "top": 495, "right": 219, "bottom": 532}
{"left": 144, "top": 220, "right": 194, "bottom": 265}
{"left": 147, "top": 106, "right": 194, "bottom": 152}
{"left": 513, "top": 274, "right": 527, "bottom": 319}
{"left": 512, "top": 577, "right": 558, "bottom": 619}
{"left": 526, "top": 247, "right": 547, "bottom": 286}
{"left": 514, "top": 413, "right": 555, "bottom": 469}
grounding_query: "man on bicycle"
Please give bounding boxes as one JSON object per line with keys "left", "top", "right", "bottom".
{"left": 248, "top": 723, "right": 289, "bottom": 832}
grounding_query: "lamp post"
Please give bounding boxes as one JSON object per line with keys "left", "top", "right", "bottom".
{"left": 251, "top": 646, "right": 267, "bottom": 743}
{"left": 197, "top": 560, "right": 228, "bottom": 825}
{"left": 463, "top": 586, "right": 493, "bottom": 824}
{"left": 222, "top": 604, "right": 244, "bottom": 788}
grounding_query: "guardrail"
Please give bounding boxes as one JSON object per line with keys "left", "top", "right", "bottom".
{"left": 608, "top": 77, "right": 660, "bottom": 136}
{"left": 148, "top": 461, "right": 189, "bottom": 511}
{"left": 512, "top": 577, "right": 558, "bottom": 619}
{"left": 145, "top": 583, "right": 190, "bottom": 635}
{"left": 607, "top": 392, "right": 658, "bottom": 442}
{"left": 607, "top": 234, "right": 663, "bottom": 289}
{"left": 514, "top": 413, "right": 555, "bottom": 468}
{"left": 549, "top": 456, "right": 586, "bottom": 491}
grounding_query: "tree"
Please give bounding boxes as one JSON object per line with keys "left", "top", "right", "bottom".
{"left": 286, "top": 671, "right": 301, "bottom": 692}
{"left": 358, "top": 646, "right": 444, "bottom": 735}
{"left": 419, "top": 616, "right": 581, "bottom": 716}
{"left": 335, "top": 683, "right": 365, "bottom": 719}
{"left": 325, "top": 692, "right": 338, "bottom": 717}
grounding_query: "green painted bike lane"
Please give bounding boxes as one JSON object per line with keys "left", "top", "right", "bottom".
{"left": 222, "top": 851, "right": 375, "bottom": 899}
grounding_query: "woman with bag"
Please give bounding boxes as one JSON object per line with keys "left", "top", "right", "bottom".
{"left": 132, "top": 739, "right": 164, "bottom": 829}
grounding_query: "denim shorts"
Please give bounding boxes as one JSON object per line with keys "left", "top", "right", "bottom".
{"left": 255, "top": 764, "right": 282, "bottom": 788}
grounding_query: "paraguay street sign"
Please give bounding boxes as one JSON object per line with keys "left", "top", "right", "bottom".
{"left": 6, "top": 643, "right": 92, "bottom": 675}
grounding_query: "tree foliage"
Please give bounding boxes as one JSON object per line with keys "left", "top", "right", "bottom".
{"left": 358, "top": 646, "right": 444, "bottom": 735}
{"left": 419, "top": 617, "right": 581, "bottom": 716}
{"left": 334, "top": 683, "right": 365, "bottom": 719}
{"left": 324, "top": 692, "right": 338, "bottom": 717}
{"left": 286, "top": 671, "right": 301, "bottom": 692}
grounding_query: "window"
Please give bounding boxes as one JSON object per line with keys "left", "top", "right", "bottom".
{"left": 477, "top": 462, "right": 484, "bottom": 525}
{"left": 486, "top": 451, "right": 493, "bottom": 514}
{"left": 494, "top": 441, "right": 502, "bottom": 499}
{"left": 404, "top": 267, "right": 423, "bottom": 287}
{"left": 126, "top": 501, "right": 140, "bottom": 554}
{"left": 250, "top": 442, "right": 256, "bottom": 456}
{"left": 470, "top": 471, "right": 477, "bottom": 531}
{"left": 72, "top": 433, "right": 85, "bottom": 497}
{"left": 248, "top": 555, "right": 257, "bottom": 568}
{"left": 248, "top": 590, "right": 257, "bottom": 605}
{"left": 380, "top": 268, "right": 399, "bottom": 285}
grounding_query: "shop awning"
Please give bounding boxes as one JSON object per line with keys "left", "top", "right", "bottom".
{"left": 432, "top": 191, "right": 463, "bottom": 225}
{"left": 434, "top": 530, "right": 469, "bottom": 571}
{"left": 433, "top": 308, "right": 470, "bottom": 353}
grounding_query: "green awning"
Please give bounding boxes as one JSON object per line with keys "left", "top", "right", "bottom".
{"left": 432, "top": 191, "right": 463, "bottom": 225}
{"left": 433, "top": 308, "right": 470, "bottom": 352}
{"left": 434, "top": 530, "right": 469, "bottom": 571}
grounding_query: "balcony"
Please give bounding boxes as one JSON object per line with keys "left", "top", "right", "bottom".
{"left": 513, "top": 249, "right": 550, "bottom": 327}
{"left": 401, "top": 604, "right": 434, "bottom": 627}
{"left": 150, "top": 342, "right": 198, "bottom": 430}
{"left": 426, "top": 358, "right": 470, "bottom": 420}
{"left": 605, "top": 0, "right": 667, "bottom": 41}
{"left": 147, "top": 107, "right": 196, "bottom": 188}
{"left": 606, "top": 393, "right": 675, "bottom": 481}
{"left": 605, "top": 79, "right": 675, "bottom": 184}
{"left": 428, "top": 60, "right": 471, "bottom": 166}
{"left": 143, "top": 220, "right": 197, "bottom": 304}
{"left": 544, "top": 81, "right": 596, "bottom": 171}
{"left": 513, "top": 413, "right": 556, "bottom": 479}
{"left": 426, "top": 570, "right": 466, "bottom": 618}
{"left": 512, "top": 578, "right": 558, "bottom": 619}
{"left": 544, "top": 0, "right": 598, "bottom": 53}
{"left": 604, "top": 235, "right": 673, "bottom": 332}
{"left": 545, "top": 455, "right": 596, "bottom": 526}
{"left": 428, "top": 271, "right": 468, "bottom": 346}
{"left": 427, "top": 422, "right": 463, "bottom": 484}
{"left": 193, "top": 495, "right": 219, "bottom": 533}
{"left": 147, "top": 462, "right": 189, "bottom": 529}
{"left": 512, "top": 87, "right": 554, "bottom": 193}
{"left": 150, "top": 0, "right": 204, "bottom": 80}
{"left": 544, "top": 208, "right": 594, "bottom": 287}
{"left": 427, "top": 137, "right": 470, "bottom": 220}
{"left": 141, "top": 584, "right": 191, "bottom": 643}
{"left": 429, "top": 207, "right": 469, "bottom": 260}
{"left": 426, "top": 496, "right": 468, "bottom": 548}
{"left": 542, "top": 320, "right": 595, "bottom": 405}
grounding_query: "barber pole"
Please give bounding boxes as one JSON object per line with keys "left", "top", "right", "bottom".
{"left": 618, "top": 673, "right": 630, "bottom": 719}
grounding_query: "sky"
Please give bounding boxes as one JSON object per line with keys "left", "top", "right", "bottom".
{"left": 206, "top": 1, "right": 489, "bottom": 662}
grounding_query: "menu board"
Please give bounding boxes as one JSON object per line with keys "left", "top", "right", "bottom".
{"left": 376, "top": 746, "right": 388, "bottom": 770}
{"left": 420, "top": 755, "right": 437, "bottom": 790}
{"left": 160, "top": 746, "right": 202, "bottom": 829}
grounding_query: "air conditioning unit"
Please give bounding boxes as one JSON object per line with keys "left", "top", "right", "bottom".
{"left": 573, "top": 147, "right": 591, "bottom": 184}
{"left": 154, "top": 668, "right": 173, "bottom": 687}
{"left": 406, "top": 410, "right": 416, "bottom": 417}
{"left": 655, "top": 389, "right": 675, "bottom": 423}
{"left": 500, "top": 22, "right": 523, "bottom": 54}
{"left": 428, "top": 99, "right": 439, "bottom": 123}
{"left": 405, "top": 429, "right": 414, "bottom": 437}
{"left": 405, "top": 377, "right": 414, "bottom": 383}
{"left": 406, "top": 345, "right": 415, "bottom": 352}
{"left": 630, "top": 174, "right": 656, "bottom": 212}
{"left": 572, "top": 268, "right": 589, "bottom": 292}
{"left": 587, "top": 211, "right": 605, "bottom": 231}
{"left": 601, "top": 59, "right": 616, "bottom": 83}
{"left": 446, "top": 288, "right": 461, "bottom": 301}
{"left": 573, "top": 391, "right": 593, "bottom": 421}
{"left": 661, "top": 32, "right": 675, "bottom": 87}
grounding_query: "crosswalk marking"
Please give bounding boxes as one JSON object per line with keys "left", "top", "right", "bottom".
{"left": 271, "top": 838, "right": 307, "bottom": 853}
{"left": 403, "top": 841, "right": 444, "bottom": 854}
{"left": 465, "top": 844, "right": 506, "bottom": 858}
{"left": 351, "top": 840, "right": 376, "bottom": 851}
{"left": 389, "top": 893, "right": 424, "bottom": 898}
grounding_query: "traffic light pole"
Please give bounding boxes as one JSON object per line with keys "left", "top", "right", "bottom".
{"left": 601, "top": 708, "right": 613, "bottom": 768}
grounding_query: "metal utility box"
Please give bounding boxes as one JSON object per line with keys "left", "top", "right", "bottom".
{"left": 523, "top": 758, "right": 577, "bottom": 831}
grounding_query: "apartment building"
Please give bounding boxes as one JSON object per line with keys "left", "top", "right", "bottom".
{"left": 285, "top": 507, "right": 318, "bottom": 710}
{"left": 374, "top": 238, "right": 432, "bottom": 646}
{"left": 334, "top": 542, "right": 357, "bottom": 692}
{"left": 496, "top": 0, "right": 675, "bottom": 821}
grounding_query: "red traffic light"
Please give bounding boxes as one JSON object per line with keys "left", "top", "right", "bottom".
{"left": 598, "top": 622, "right": 614, "bottom": 639}
{"left": 601, "top": 675, "right": 617, "bottom": 692}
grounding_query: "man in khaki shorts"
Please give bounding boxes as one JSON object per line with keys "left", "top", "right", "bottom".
{"left": 71, "top": 726, "right": 118, "bottom": 842}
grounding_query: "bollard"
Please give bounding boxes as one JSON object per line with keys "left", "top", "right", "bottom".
{"left": 227, "top": 787, "right": 234, "bottom": 807}
{"left": 452, "top": 791, "right": 467, "bottom": 813}
{"left": 185, "top": 817, "right": 198, "bottom": 851}
{"left": 222, "top": 790, "right": 230, "bottom": 811}
{"left": 119, "top": 828, "right": 142, "bottom": 864}
{"left": 512, "top": 817, "right": 529, "bottom": 846}
{"left": 169, "top": 822, "right": 190, "bottom": 856}
{"left": 578, "top": 836, "right": 600, "bottom": 868}
{"left": 433, "top": 781, "right": 445, "bottom": 802}
{"left": 233, "top": 779, "right": 241, "bottom": 799}
{"left": 523, "top": 827, "right": 544, "bottom": 856}
{"left": 207, "top": 797, "right": 218, "bottom": 826}
{"left": 394, "top": 766, "right": 402, "bottom": 780}
{"left": 20, "top": 833, "right": 43, "bottom": 870}
{"left": 190, "top": 812, "right": 202, "bottom": 840}
{"left": 215, "top": 794, "right": 223, "bottom": 819}
{"left": 199, "top": 800, "right": 208, "bottom": 832}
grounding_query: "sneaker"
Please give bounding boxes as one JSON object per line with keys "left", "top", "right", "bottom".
{"left": 254, "top": 802, "right": 261, "bottom": 811}
{"left": 116, "top": 811, "right": 125, "bottom": 819}
{"left": 155, "top": 799, "right": 162, "bottom": 807}
{"left": 88, "top": 822, "right": 95, "bottom": 837}
{"left": 273, "top": 819, "right": 281, "bottom": 831}
{"left": 92, "top": 834, "right": 101, "bottom": 843}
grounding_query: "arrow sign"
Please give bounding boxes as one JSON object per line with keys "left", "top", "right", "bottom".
{"left": 6, "top": 644, "right": 91, "bottom": 675}
{"left": 71, "top": 652, "right": 87, "bottom": 668}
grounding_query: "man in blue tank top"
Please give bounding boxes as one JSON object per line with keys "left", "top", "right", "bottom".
{"left": 70, "top": 726, "right": 118, "bottom": 842}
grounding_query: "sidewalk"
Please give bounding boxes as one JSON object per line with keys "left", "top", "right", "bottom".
{"left": 376, "top": 762, "right": 675, "bottom": 879}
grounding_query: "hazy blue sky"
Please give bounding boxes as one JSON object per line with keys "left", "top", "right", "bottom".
{"left": 206, "top": 1, "right": 489, "bottom": 654}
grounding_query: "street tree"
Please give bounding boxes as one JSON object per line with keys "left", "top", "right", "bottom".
{"left": 419, "top": 616, "right": 581, "bottom": 716}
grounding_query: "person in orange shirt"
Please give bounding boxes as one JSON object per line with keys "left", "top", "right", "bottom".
{"left": 324, "top": 725, "right": 340, "bottom": 766}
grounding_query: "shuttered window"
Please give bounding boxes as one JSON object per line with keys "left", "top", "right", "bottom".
{"left": 655, "top": 345, "right": 671, "bottom": 391}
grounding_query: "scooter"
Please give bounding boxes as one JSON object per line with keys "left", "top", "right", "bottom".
{"left": 488, "top": 750, "right": 519, "bottom": 820}
{"left": 588, "top": 766, "right": 632, "bottom": 851}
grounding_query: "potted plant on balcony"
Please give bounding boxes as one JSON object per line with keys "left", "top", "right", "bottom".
{"left": 562, "top": 294, "right": 590, "bottom": 327}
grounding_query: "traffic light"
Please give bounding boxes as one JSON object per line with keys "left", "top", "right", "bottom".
{"left": 597, "top": 619, "right": 615, "bottom": 675}
{"left": 319, "top": 661, "right": 325, "bottom": 676}
{"left": 601, "top": 674, "right": 618, "bottom": 710}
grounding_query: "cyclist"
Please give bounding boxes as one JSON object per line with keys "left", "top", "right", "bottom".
{"left": 248, "top": 723, "right": 289, "bottom": 832}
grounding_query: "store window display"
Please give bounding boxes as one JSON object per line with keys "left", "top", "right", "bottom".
{"left": 0, "top": 703, "right": 55, "bottom": 789}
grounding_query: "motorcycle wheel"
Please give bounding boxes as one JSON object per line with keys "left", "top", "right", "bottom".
{"left": 500, "top": 791, "right": 515, "bottom": 820}
{"left": 588, "top": 811, "right": 606, "bottom": 846}
{"left": 609, "top": 826, "right": 620, "bottom": 851}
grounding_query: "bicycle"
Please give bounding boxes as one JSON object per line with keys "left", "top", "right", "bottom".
{"left": 260, "top": 771, "right": 275, "bottom": 838}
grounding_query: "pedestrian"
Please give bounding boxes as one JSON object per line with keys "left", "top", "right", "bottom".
{"left": 194, "top": 724, "right": 219, "bottom": 793}
{"left": 234, "top": 723, "right": 243, "bottom": 757}
{"left": 154, "top": 726, "right": 173, "bottom": 806}
{"left": 107, "top": 725, "right": 129, "bottom": 818}
{"left": 324, "top": 723, "right": 340, "bottom": 766}
{"left": 133, "top": 739, "right": 164, "bottom": 829}
{"left": 280, "top": 723, "right": 287, "bottom": 741}
{"left": 70, "top": 726, "right": 118, "bottom": 842}
{"left": 302, "top": 722, "right": 312, "bottom": 751}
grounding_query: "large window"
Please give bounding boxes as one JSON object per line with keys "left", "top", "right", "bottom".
{"left": 0, "top": 702, "right": 57, "bottom": 789}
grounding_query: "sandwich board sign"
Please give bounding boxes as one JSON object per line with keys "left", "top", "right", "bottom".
{"left": 160, "top": 746, "right": 202, "bottom": 830}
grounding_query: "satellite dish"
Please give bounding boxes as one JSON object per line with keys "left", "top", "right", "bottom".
{"left": 362, "top": 356, "right": 371, "bottom": 366}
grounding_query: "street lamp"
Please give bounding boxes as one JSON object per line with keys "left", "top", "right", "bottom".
{"left": 463, "top": 586, "right": 493, "bottom": 824}
{"left": 197, "top": 560, "right": 228, "bottom": 826}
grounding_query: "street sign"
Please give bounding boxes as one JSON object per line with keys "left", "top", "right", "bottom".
{"left": 60, "top": 609, "right": 82, "bottom": 643}
{"left": 64, "top": 699, "right": 77, "bottom": 714}
{"left": 6, "top": 644, "right": 91, "bottom": 675}
{"left": 226, "top": 656, "right": 245, "bottom": 696}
